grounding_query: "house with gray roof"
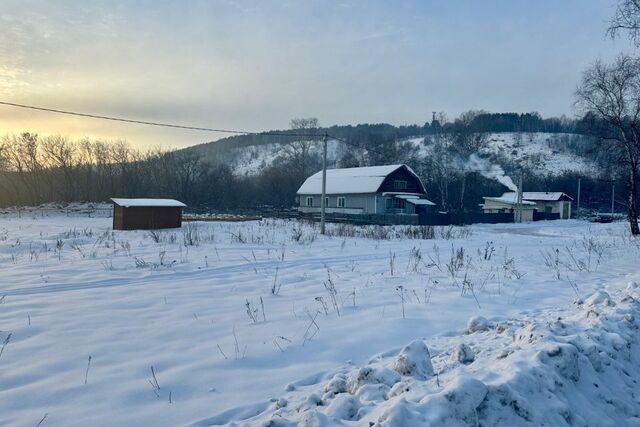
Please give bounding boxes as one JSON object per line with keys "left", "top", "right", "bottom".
{"left": 296, "top": 164, "right": 434, "bottom": 217}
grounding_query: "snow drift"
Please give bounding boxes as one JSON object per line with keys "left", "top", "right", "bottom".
{"left": 201, "top": 283, "right": 640, "bottom": 426}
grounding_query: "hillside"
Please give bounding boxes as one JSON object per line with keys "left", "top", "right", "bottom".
{"left": 183, "top": 131, "right": 597, "bottom": 178}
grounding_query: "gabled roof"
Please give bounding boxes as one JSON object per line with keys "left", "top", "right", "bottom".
{"left": 111, "top": 198, "right": 186, "bottom": 208}
{"left": 297, "top": 164, "right": 424, "bottom": 195}
{"left": 501, "top": 192, "right": 573, "bottom": 202}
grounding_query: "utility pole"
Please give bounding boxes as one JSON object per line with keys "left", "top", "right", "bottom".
{"left": 577, "top": 178, "right": 581, "bottom": 219}
{"left": 320, "top": 133, "right": 328, "bottom": 235}
{"left": 516, "top": 173, "right": 523, "bottom": 223}
{"left": 611, "top": 184, "right": 615, "bottom": 217}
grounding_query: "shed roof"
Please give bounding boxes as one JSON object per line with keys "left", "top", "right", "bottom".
{"left": 111, "top": 198, "right": 186, "bottom": 208}
{"left": 297, "top": 164, "right": 423, "bottom": 195}
{"left": 394, "top": 194, "right": 436, "bottom": 206}
{"left": 482, "top": 195, "right": 537, "bottom": 206}
{"left": 501, "top": 191, "right": 573, "bottom": 202}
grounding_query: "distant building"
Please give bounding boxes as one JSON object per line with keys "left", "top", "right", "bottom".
{"left": 511, "top": 192, "right": 573, "bottom": 219}
{"left": 111, "top": 198, "right": 186, "bottom": 230}
{"left": 481, "top": 194, "right": 537, "bottom": 222}
{"left": 296, "top": 164, "right": 434, "bottom": 217}
{"left": 481, "top": 192, "right": 573, "bottom": 221}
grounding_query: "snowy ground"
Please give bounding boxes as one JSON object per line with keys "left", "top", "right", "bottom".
{"left": 0, "top": 213, "right": 638, "bottom": 426}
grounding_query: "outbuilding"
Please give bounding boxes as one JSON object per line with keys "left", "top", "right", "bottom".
{"left": 505, "top": 192, "right": 573, "bottom": 219}
{"left": 481, "top": 194, "right": 537, "bottom": 222}
{"left": 481, "top": 191, "right": 573, "bottom": 221}
{"left": 111, "top": 198, "right": 186, "bottom": 230}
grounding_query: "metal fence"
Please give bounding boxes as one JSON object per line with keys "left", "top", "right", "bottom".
{"left": 0, "top": 204, "right": 566, "bottom": 226}
{"left": 0, "top": 206, "right": 112, "bottom": 218}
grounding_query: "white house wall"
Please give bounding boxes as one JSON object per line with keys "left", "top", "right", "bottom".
{"left": 299, "top": 193, "right": 422, "bottom": 215}
{"left": 482, "top": 199, "right": 514, "bottom": 212}
{"left": 482, "top": 199, "right": 535, "bottom": 221}
{"left": 300, "top": 193, "right": 378, "bottom": 214}
{"left": 534, "top": 201, "right": 572, "bottom": 219}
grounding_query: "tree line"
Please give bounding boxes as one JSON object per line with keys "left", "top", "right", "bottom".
{"left": 0, "top": 121, "right": 625, "bottom": 216}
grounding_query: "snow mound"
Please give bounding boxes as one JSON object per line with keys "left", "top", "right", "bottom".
{"left": 451, "top": 343, "right": 475, "bottom": 364}
{"left": 466, "top": 316, "right": 492, "bottom": 334}
{"left": 324, "top": 393, "right": 362, "bottom": 421}
{"left": 209, "top": 285, "right": 640, "bottom": 426}
{"left": 346, "top": 366, "right": 400, "bottom": 394}
{"left": 584, "top": 290, "right": 615, "bottom": 307}
{"left": 390, "top": 340, "right": 434, "bottom": 379}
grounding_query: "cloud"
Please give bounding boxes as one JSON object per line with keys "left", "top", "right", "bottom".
{"left": 0, "top": 0, "right": 626, "bottom": 148}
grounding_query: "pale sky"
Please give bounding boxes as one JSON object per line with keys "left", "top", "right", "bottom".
{"left": 0, "top": 0, "right": 630, "bottom": 148}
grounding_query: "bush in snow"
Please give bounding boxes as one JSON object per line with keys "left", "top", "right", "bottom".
{"left": 390, "top": 340, "right": 433, "bottom": 379}
{"left": 467, "top": 316, "right": 492, "bottom": 334}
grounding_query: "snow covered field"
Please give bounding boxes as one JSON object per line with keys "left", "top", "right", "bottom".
{"left": 0, "top": 212, "right": 638, "bottom": 426}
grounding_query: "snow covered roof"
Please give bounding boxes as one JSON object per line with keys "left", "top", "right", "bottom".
{"left": 297, "top": 164, "right": 422, "bottom": 195}
{"left": 483, "top": 195, "right": 536, "bottom": 206}
{"left": 502, "top": 192, "right": 573, "bottom": 202}
{"left": 111, "top": 198, "right": 186, "bottom": 208}
{"left": 394, "top": 194, "right": 435, "bottom": 206}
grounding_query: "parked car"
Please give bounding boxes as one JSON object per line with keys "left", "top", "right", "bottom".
{"left": 591, "top": 214, "right": 613, "bottom": 223}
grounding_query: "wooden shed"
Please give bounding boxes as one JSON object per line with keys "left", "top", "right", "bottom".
{"left": 111, "top": 198, "right": 186, "bottom": 230}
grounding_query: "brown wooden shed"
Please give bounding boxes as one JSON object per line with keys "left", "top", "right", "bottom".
{"left": 111, "top": 198, "right": 186, "bottom": 230}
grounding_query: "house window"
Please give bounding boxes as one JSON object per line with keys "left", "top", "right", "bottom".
{"left": 324, "top": 197, "right": 329, "bottom": 207}
{"left": 394, "top": 180, "right": 407, "bottom": 190}
{"left": 305, "top": 197, "right": 313, "bottom": 207}
{"left": 337, "top": 197, "right": 346, "bottom": 208}
{"left": 393, "top": 198, "right": 405, "bottom": 209}
{"left": 387, "top": 197, "right": 405, "bottom": 210}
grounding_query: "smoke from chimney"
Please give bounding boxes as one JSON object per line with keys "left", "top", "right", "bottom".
{"left": 465, "top": 154, "right": 518, "bottom": 192}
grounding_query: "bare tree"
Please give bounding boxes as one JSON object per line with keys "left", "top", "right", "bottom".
{"left": 452, "top": 110, "right": 490, "bottom": 210}
{"left": 422, "top": 134, "right": 457, "bottom": 211}
{"left": 1, "top": 133, "right": 45, "bottom": 204}
{"left": 41, "top": 135, "right": 78, "bottom": 201}
{"left": 608, "top": 0, "right": 640, "bottom": 46}
{"left": 281, "top": 117, "right": 320, "bottom": 181}
{"left": 173, "top": 151, "right": 207, "bottom": 204}
{"left": 575, "top": 55, "right": 640, "bottom": 235}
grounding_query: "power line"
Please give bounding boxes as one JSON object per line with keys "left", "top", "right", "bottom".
{"left": 0, "top": 101, "right": 320, "bottom": 139}
{"left": 331, "top": 134, "right": 398, "bottom": 158}
{"left": 1, "top": 100, "right": 393, "bottom": 156}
